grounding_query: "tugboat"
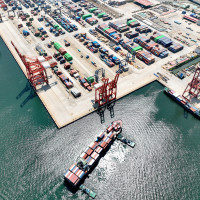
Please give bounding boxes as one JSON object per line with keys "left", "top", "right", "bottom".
{"left": 79, "top": 185, "right": 96, "bottom": 199}
{"left": 117, "top": 134, "right": 135, "bottom": 148}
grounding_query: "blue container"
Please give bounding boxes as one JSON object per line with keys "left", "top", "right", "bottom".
{"left": 38, "top": 27, "right": 43, "bottom": 31}
{"left": 115, "top": 46, "right": 121, "bottom": 51}
{"left": 109, "top": 32, "right": 117, "bottom": 36}
{"left": 55, "top": 32, "right": 59, "bottom": 36}
{"left": 182, "top": 10, "right": 186, "bottom": 14}
{"left": 50, "top": 27, "right": 53, "bottom": 32}
{"left": 60, "top": 59, "right": 66, "bottom": 64}
{"left": 23, "top": 30, "right": 29, "bottom": 36}
{"left": 41, "top": 30, "right": 47, "bottom": 35}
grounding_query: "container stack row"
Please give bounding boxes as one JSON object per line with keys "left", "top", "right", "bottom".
{"left": 109, "top": 21, "right": 130, "bottom": 33}
{"left": 127, "top": 19, "right": 141, "bottom": 28}
{"left": 96, "top": 23, "right": 122, "bottom": 44}
{"left": 151, "top": 32, "right": 184, "bottom": 53}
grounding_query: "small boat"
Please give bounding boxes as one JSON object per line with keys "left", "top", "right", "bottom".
{"left": 117, "top": 134, "right": 135, "bottom": 148}
{"left": 79, "top": 184, "right": 96, "bottom": 199}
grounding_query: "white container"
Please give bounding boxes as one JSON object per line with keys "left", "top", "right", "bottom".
{"left": 38, "top": 56, "right": 45, "bottom": 62}
{"left": 71, "top": 88, "right": 81, "bottom": 98}
{"left": 73, "top": 73, "right": 80, "bottom": 79}
{"left": 94, "top": 83, "right": 102, "bottom": 89}
{"left": 42, "top": 61, "right": 50, "bottom": 69}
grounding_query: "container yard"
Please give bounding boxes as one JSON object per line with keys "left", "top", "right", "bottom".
{"left": 0, "top": 0, "right": 200, "bottom": 130}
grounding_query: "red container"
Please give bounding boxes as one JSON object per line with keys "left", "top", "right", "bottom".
{"left": 83, "top": 82, "right": 89, "bottom": 88}
{"left": 64, "top": 170, "right": 71, "bottom": 178}
{"left": 68, "top": 173, "right": 79, "bottom": 184}
{"left": 100, "top": 141, "right": 108, "bottom": 149}
{"left": 88, "top": 157, "right": 95, "bottom": 166}
{"left": 104, "top": 137, "right": 112, "bottom": 144}
{"left": 95, "top": 146, "right": 103, "bottom": 154}
{"left": 80, "top": 152, "right": 88, "bottom": 159}
{"left": 87, "top": 86, "right": 92, "bottom": 91}
{"left": 59, "top": 47, "right": 67, "bottom": 55}
{"left": 85, "top": 147, "right": 93, "bottom": 156}
{"left": 89, "top": 142, "right": 98, "bottom": 150}
{"left": 69, "top": 164, "right": 76, "bottom": 171}
{"left": 91, "top": 151, "right": 99, "bottom": 160}
{"left": 108, "top": 132, "right": 114, "bottom": 139}
{"left": 75, "top": 169, "right": 84, "bottom": 178}
{"left": 64, "top": 62, "right": 71, "bottom": 69}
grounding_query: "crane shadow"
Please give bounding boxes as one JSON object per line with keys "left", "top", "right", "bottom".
{"left": 16, "top": 81, "right": 37, "bottom": 108}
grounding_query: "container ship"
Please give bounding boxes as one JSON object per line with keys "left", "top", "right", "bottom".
{"left": 164, "top": 87, "right": 200, "bottom": 119}
{"left": 64, "top": 120, "right": 122, "bottom": 188}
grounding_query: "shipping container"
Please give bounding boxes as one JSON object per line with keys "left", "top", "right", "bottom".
{"left": 64, "top": 53, "right": 73, "bottom": 61}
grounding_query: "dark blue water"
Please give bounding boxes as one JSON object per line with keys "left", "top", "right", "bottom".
{"left": 0, "top": 36, "right": 200, "bottom": 200}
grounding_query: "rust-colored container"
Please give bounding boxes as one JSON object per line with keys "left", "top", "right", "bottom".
{"left": 59, "top": 47, "right": 67, "bottom": 55}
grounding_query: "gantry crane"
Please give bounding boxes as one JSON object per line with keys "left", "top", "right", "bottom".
{"left": 182, "top": 66, "right": 200, "bottom": 102}
{"left": 95, "top": 73, "right": 119, "bottom": 107}
{"left": 11, "top": 41, "right": 49, "bottom": 89}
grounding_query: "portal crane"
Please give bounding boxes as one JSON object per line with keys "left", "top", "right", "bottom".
{"left": 182, "top": 66, "right": 200, "bottom": 102}
{"left": 95, "top": 73, "right": 119, "bottom": 107}
{"left": 11, "top": 41, "right": 49, "bottom": 89}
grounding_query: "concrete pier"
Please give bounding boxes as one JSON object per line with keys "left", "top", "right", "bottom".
{"left": 0, "top": 7, "right": 199, "bottom": 128}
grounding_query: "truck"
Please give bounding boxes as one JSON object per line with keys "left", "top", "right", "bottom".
{"left": 35, "top": 45, "right": 47, "bottom": 56}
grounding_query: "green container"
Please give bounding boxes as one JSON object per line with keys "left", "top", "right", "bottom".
{"left": 103, "top": 27, "right": 109, "bottom": 31}
{"left": 54, "top": 24, "right": 59, "bottom": 29}
{"left": 82, "top": 14, "right": 92, "bottom": 20}
{"left": 54, "top": 42, "right": 62, "bottom": 50}
{"left": 56, "top": 27, "right": 62, "bottom": 31}
{"left": 131, "top": 46, "right": 143, "bottom": 54}
{"left": 89, "top": 7, "right": 97, "bottom": 13}
{"left": 64, "top": 53, "right": 73, "bottom": 61}
{"left": 29, "top": 18, "right": 34, "bottom": 21}
{"left": 127, "top": 19, "right": 136, "bottom": 25}
{"left": 154, "top": 35, "right": 165, "bottom": 42}
{"left": 98, "top": 12, "right": 106, "bottom": 18}
{"left": 86, "top": 76, "right": 94, "bottom": 83}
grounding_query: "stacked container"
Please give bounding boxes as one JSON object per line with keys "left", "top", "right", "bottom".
{"left": 183, "top": 15, "right": 198, "bottom": 23}
{"left": 86, "top": 17, "right": 98, "bottom": 25}
{"left": 136, "top": 50, "right": 155, "bottom": 65}
{"left": 89, "top": 7, "right": 97, "bottom": 13}
{"left": 82, "top": 14, "right": 92, "bottom": 20}
{"left": 144, "top": 41, "right": 158, "bottom": 51}
{"left": 64, "top": 53, "right": 73, "bottom": 61}
{"left": 134, "top": 36, "right": 150, "bottom": 43}
{"left": 109, "top": 21, "right": 129, "bottom": 33}
{"left": 168, "top": 43, "right": 184, "bottom": 53}
{"left": 157, "top": 36, "right": 172, "bottom": 48}
{"left": 127, "top": 19, "right": 140, "bottom": 27}
{"left": 135, "top": 25, "right": 151, "bottom": 33}
{"left": 151, "top": 47, "right": 168, "bottom": 58}
{"left": 125, "top": 31, "right": 139, "bottom": 39}
{"left": 98, "top": 12, "right": 106, "bottom": 18}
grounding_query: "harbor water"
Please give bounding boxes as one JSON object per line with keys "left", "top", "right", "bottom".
{"left": 0, "top": 37, "right": 200, "bottom": 200}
